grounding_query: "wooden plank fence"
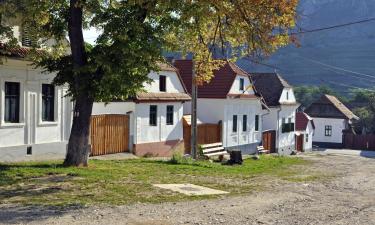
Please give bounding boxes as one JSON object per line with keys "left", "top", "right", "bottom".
{"left": 343, "top": 133, "right": 375, "bottom": 151}
{"left": 183, "top": 122, "right": 222, "bottom": 154}
{"left": 90, "top": 114, "right": 129, "bottom": 156}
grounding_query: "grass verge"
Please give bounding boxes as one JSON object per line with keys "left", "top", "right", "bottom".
{"left": 0, "top": 155, "right": 309, "bottom": 206}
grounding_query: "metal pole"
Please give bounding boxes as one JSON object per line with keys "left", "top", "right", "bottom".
{"left": 191, "top": 61, "right": 198, "bottom": 159}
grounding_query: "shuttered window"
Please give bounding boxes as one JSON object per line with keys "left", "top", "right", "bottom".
{"left": 4, "top": 82, "right": 20, "bottom": 123}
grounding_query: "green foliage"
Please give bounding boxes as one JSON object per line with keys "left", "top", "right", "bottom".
{"left": 350, "top": 89, "right": 375, "bottom": 134}
{"left": 294, "top": 85, "right": 338, "bottom": 108}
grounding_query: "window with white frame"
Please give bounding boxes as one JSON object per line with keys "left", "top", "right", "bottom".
{"left": 4, "top": 82, "right": 20, "bottom": 123}
{"left": 239, "top": 78, "right": 244, "bottom": 91}
{"left": 166, "top": 105, "right": 174, "bottom": 125}
{"left": 149, "top": 105, "right": 157, "bottom": 126}
{"left": 306, "top": 133, "right": 309, "bottom": 142}
{"left": 242, "top": 115, "right": 247, "bottom": 132}
{"left": 325, "top": 125, "right": 332, "bottom": 136}
{"left": 42, "top": 84, "right": 55, "bottom": 121}
{"left": 232, "top": 115, "right": 238, "bottom": 133}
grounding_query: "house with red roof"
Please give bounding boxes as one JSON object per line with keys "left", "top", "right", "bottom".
{"left": 0, "top": 19, "right": 73, "bottom": 162}
{"left": 295, "top": 112, "right": 315, "bottom": 152}
{"left": 174, "top": 60, "right": 265, "bottom": 154}
{"left": 92, "top": 63, "right": 191, "bottom": 157}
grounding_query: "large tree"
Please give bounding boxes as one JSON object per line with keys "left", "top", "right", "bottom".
{"left": 1, "top": 0, "right": 298, "bottom": 166}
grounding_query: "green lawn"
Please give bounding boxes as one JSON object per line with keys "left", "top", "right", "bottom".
{"left": 0, "top": 155, "right": 311, "bottom": 206}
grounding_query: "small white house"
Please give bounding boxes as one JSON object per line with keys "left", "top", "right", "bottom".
{"left": 0, "top": 54, "right": 72, "bottom": 163}
{"left": 295, "top": 112, "right": 315, "bottom": 152}
{"left": 251, "top": 73, "right": 299, "bottom": 155}
{"left": 305, "top": 94, "right": 359, "bottom": 148}
{"left": 92, "top": 63, "right": 191, "bottom": 157}
{"left": 174, "top": 60, "right": 265, "bottom": 154}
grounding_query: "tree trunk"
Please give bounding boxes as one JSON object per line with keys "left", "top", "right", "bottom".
{"left": 64, "top": 95, "right": 94, "bottom": 166}
{"left": 64, "top": 0, "right": 91, "bottom": 166}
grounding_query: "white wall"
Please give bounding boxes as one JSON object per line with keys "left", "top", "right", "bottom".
{"left": 312, "top": 117, "right": 347, "bottom": 143}
{"left": 278, "top": 105, "right": 297, "bottom": 151}
{"left": 279, "top": 88, "right": 296, "bottom": 104}
{"left": 134, "top": 102, "right": 183, "bottom": 144}
{"left": 262, "top": 108, "right": 279, "bottom": 131}
{"left": 0, "top": 59, "right": 72, "bottom": 148}
{"left": 229, "top": 75, "right": 255, "bottom": 95}
{"left": 92, "top": 102, "right": 135, "bottom": 115}
{"left": 143, "top": 70, "right": 185, "bottom": 93}
{"left": 223, "top": 99, "right": 262, "bottom": 148}
{"left": 303, "top": 121, "right": 314, "bottom": 151}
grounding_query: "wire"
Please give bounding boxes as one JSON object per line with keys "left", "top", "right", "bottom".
{"left": 290, "top": 17, "right": 375, "bottom": 35}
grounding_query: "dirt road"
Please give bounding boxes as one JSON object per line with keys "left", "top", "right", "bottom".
{"left": 1, "top": 154, "right": 374, "bottom": 225}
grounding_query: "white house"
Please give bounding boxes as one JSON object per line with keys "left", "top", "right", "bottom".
{"left": 0, "top": 19, "right": 73, "bottom": 162}
{"left": 295, "top": 112, "right": 315, "bottom": 152}
{"left": 92, "top": 63, "right": 191, "bottom": 157}
{"left": 250, "top": 73, "right": 299, "bottom": 155}
{"left": 305, "top": 94, "right": 359, "bottom": 148}
{"left": 174, "top": 60, "right": 265, "bottom": 154}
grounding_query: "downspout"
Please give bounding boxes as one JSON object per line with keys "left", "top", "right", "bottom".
{"left": 276, "top": 106, "right": 282, "bottom": 152}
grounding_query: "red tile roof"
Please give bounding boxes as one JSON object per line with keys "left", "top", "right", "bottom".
{"left": 296, "top": 112, "right": 315, "bottom": 131}
{"left": 174, "top": 60, "right": 256, "bottom": 99}
{"left": 0, "top": 43, "right": 45, "bottom": 58}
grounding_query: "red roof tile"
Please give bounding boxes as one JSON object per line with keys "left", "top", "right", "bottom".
{"left": 296, "top": 112, "right": 315, "bottom": 131}
{"left": 174, "top": 60, "right": 250, "bottom": 99}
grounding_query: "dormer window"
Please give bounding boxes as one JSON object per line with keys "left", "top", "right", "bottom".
{"left": 239, "top": 78, "right": 244, "bottom": 91}
{"left": 21, "top": 25, "right": 36, "bottom": 47}
{"left": 286, "top": 91, "right": 289, "bottom": 100}
{"left": 159, "top": 75, "right": 166, "bottom": 92}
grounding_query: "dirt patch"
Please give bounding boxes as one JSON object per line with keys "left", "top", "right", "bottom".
{"left": 1, "top": 154, "right": 375, "bottom": 225}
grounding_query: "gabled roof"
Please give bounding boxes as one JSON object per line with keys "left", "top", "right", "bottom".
{"left": 305, "top": 94, "right": 359, "bottom": 120}
{"left": 296, "top": 112, "right": 315, "bottom": 131}
{"left": 174, "top": 59, "right": 257, "bottom": 99}
{"left": 0, "top": 43, "right": 42, "bottom": 58}
{"left": 250, "top": 73, "right": 293, "bottom": 107}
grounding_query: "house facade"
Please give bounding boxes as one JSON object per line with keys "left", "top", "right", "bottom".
{"left": 174, "top": 60, "right": 265, "bottom": 154}
{"left": 0, "top": 17, "right": 73, "bottom": 162}
{"left": 251, "top": 73, "right": 299, "bottom": 155}
{"left": 295, "top": 112, "right": 315, "bottom": 152}
{"left": 305, "top": 94, "right": 359, "bottom": 148}
{"left": 92, "top": 63, "right": 191, "bottom": 157}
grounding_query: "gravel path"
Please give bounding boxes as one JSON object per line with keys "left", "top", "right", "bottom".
{"left": 1, "top": 154, "right": 374, "bottom": 225}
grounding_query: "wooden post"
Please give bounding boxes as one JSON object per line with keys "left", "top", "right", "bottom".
{"left": 191, "top": 61, "right": 198, "bottom": 159}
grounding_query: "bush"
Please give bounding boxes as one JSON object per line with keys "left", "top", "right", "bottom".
{"left": 168, "top": 152, "right": 196, "bottom": 165}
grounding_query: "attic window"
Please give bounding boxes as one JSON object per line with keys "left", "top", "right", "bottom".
{"left": 21, "top": 25, "right": 35, "bottom": 47}
{"left": 159, "top": 75, "right": 166, "bottom": 92}
{"left": 239, "top": 78, "right": 244, "bottom": 91}
{"left": 286, "top": 91, "right": 289, "bottom": 100}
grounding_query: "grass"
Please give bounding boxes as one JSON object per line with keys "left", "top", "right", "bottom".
{"left": 0, "top": 155, "right": 312, "bottom": 206}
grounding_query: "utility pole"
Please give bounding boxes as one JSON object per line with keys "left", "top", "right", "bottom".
{"left": 191, "top": 61, "right": 198, "bottom": 159}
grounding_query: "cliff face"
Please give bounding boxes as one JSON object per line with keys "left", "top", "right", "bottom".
{"left": 238, "top": 0, "right": 375, "bottom": 94}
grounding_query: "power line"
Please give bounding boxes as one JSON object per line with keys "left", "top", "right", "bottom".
{"left": 290, "top": 17, "right": 375, "bottom": 35}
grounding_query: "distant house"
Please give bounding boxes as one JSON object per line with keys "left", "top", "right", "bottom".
{"left": 295, "top": 112, "right": 315, "bottom": 152}
{"left": 174, "top": 60, "right": 265, "bottom": 154}
{"left": 304, "top": 94, "right": 359, "bottom": 148}
{"left": 92, "top": 63, "right": 191, "bottom": 157}
{"left": 250, "top": 73, "right": 299, "bottom": 155}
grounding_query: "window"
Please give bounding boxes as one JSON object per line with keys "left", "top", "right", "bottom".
{"left": 242, "top": 115, "right": 247, "bottom": 132}
{"left": 286, "top": 91, "right": 289, "bottom": 100}
{"left": 42, "top": 84, "right": 55, "bottom": 121}
{"left": 4, "top": 82, "right": 20, "bottom": 123}
{"left": 282, "top": 117, "right": 294, "bottom": 133}
{"left": 149, "top": 105, "right": 157, "bottom": 126}
{"left": 281, "top": 117, "right": 287, "bottom": 133}
{"left": 159, "top": 75, "right": 166, "bottom": 92}
{"left": 255, "top": 115, "right": 259, "bottom": 131}
{"left": 21, "top": 25, "right": 36, "bottom": 47}
{"left": 239, "top": 78, "right": 244, "bottom": 91}
{"left": 288, "top": 118, "right": 295, "bottom": 132}
{"left": 306, "top": 133, "right": 309, "bottom": 142}
{"left": 232, "top": 115, "right": 237, "bottom": 132}
{"left": 166, "top": 105, "right": 174, "bottom": 125}
{"left": 325, "top": 125, "right": 332, "bottom": 136}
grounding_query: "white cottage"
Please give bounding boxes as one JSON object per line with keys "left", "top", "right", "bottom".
{"left": 0, "top": 35, "right": 72, "bottom": 162}
{"left": 92, "top": 63, "right": 191, "bottom": 157}
{"left": 251, "top": 73, "right": 299, "bottom": 155}
{"left": 305, "top": 94, "right": 359, "bottom": 148}
{"left": 295, "top": 112, "right": 315, "bottom": 152}
{"left": 174, "top": 60, "right": 265, "bottom": 154}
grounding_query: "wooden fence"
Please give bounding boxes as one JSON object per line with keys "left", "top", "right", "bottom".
{"left": 183, "top": 122, "right": 222, "bottom": 154}
{"left": 343, "top": 133, "right": 375, "bottom": 151}
{"left": 90, "top": 114, "right": 129, "bottom": 156}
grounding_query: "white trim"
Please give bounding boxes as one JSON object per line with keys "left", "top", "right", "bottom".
{"left": 37, "top": 81, "right": 59, "bottom": 126}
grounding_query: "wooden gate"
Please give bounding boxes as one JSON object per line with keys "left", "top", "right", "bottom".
{"left": 262, "top": 130, "right": 276, "bottom": 153}
{"left": 90, "top": 114, "right": 129, "bottom": 156}
{"left": 295, "top": 134, "right": 304, "bottom": 152}
{"left": 343, "top": 133, "right": 375, "bottom": 150}
{"left": 183, "top": 121, "right": 222, "bottom": 154}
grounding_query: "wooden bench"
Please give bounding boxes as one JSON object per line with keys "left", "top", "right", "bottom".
{"left": 257, "top": 145, "right": 270, "bottom": 154}
{"left": 200, "top": 142, "right": 228, "bottom": 159}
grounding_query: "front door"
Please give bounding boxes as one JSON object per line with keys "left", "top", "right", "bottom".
{"left": 296, "top": 134, "right": 304, "bottom": 152}
{"left": 262, "top": 130, "right": 276, "bottom": 153}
